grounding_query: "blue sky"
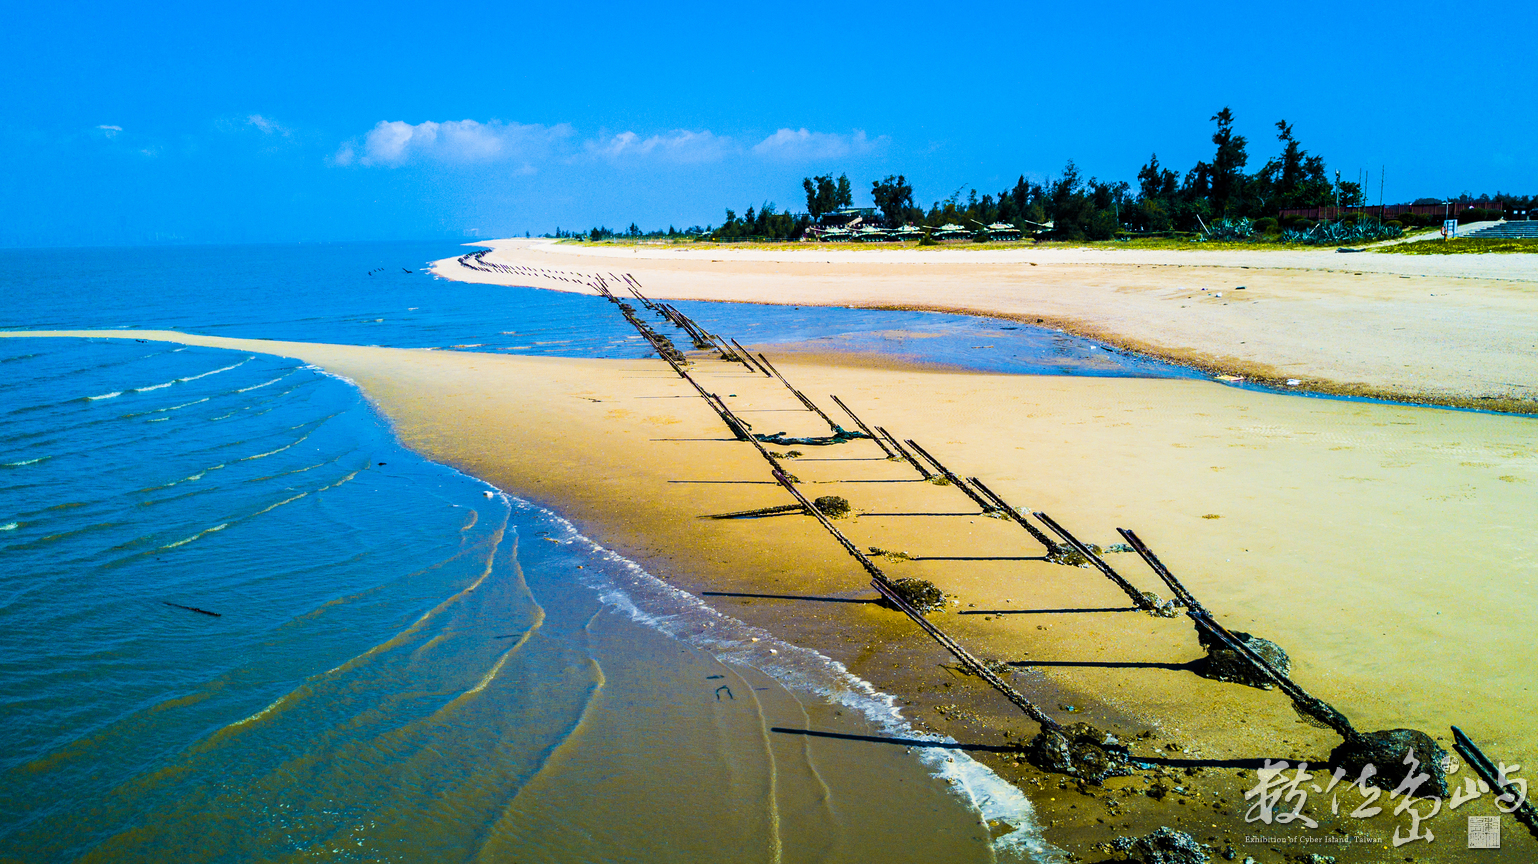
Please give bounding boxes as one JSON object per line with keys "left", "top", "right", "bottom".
{"left": 3, "top": 0, "right": 1532, "bottom": 246}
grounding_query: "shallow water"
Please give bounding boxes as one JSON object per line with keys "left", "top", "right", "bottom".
{"left": 0, "top": 241, "right": 1222, "bottom": 861}
{"left": 0, "top": 334, "right": 1055, "bottom": 861}
{"left": 1, "top": 242, "right": 1197, "bottom": 384}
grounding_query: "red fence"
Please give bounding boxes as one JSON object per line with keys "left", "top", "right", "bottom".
{"left": 1279, "top": 201, "right": 1504, "bottom": 221}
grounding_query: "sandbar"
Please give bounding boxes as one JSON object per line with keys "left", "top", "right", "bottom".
{"left": 435, "top": 238, "right": 1538, "bottom": 414}
{"left": 8, "top": 328, "right": 1534, "bottom": 859}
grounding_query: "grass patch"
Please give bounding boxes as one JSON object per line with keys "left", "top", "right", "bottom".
{"left": 1375, "top": 237, "right": 1538, "bottom": 255}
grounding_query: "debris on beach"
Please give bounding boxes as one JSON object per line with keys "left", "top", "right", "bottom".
{"left": 704, "top": 503, "right": 805, "bottom": 520}
{"left": 812, "top": 495, "right": 850, "bottom": 518}
{"left": 1194, "top": 629, "right": 1291, "bottom": 689}
{"left": 1329, "top": 728, "right": 1450, "bottom": 797}
{"left": 1025, "top": 721, "right": 1134, "bottom": 784}
{"left": 162, "top": 601, "right": 221, "bottom": 617}
{"left": 753, "top": 429, "right": 867, "bottom": 447}
{"left": 867, "top": 546, "right": 913, "bottom": 560}
{"left": 886, "top": 577, "right": 944, "bottom": 613}
{"left": 1109, "top": 826, "right": 1209, "bottom": 864}
{"left": 1046, "top": 542, "right": 1099, "bottom": 567}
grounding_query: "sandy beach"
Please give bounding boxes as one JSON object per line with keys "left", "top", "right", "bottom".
{"left": 9, "top": 328, "right": 1533, "bottom": 861}
{"left": 436, "top": 239, "right": 1538, "bottom": 414}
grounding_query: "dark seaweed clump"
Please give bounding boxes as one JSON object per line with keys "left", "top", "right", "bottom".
{"left": 1194, "top": 630, "right": 1291, "bottom": 689}
{"left": 1110, "top": 826, "right": 1209, "bottom": 863}
{"left": 1046, "top": 542, "right": 1098, "bottom": 567}
{"left": 887, "top": 578, "right": 944, "bottom": 613}
{"left": 812, "top": 495, "right": 850, "bottom": 518}
{"left": 1330, "top": 728, "right": 1450, "bottom": 798}
{"left": 1026, "top": 721, "right": 1135, "bottom": 784}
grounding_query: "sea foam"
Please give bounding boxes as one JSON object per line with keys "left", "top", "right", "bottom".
{"left": 499, "top": 492, "right": 1062, "bottom": 862}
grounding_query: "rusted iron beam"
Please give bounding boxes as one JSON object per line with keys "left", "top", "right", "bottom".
{"left": 902, "top": 439, "right": 997, "bottom": 512}
{"left": 1117, "top": 528, "right": 1358, "bottom": 741}
{"left": 828, "top": 395, "right": 895, "bottom": 458}
{"left": 1032, "top": 512, "right": 1156, "bottom": 611}
{"left": 730, "top": 339, "right": 773, "bottom": 376}
{"left": 752, "top": 353, "right": 842, "bottom": 435}
{"left": 1452, "top": 727, "right": 1538, "bottom": 838}
{"left": 769, "top": 470, "right": 1063, "bottom": 733}
{"left": 965, "top": 477, "right": 1057, "bottom": 553}
{"left": 701, "top": 503, "right": 806, "bottom": 519}
{"left": 875, "top": 427, "right": 931, "bottom": 478}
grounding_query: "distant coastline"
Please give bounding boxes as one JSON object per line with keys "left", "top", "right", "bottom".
{"left": 435, "top": 238, "right": 1538, "bottom": 415}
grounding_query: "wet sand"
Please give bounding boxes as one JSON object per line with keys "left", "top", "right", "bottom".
{"left": 437, "top": 238, "right": 1538, "bottom": 414}
{"left": 10, "top": 329, "right": 1534, "bottom": 861}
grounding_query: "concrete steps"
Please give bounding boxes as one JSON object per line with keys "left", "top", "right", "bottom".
{"left": 1466, "top": 221, "right": 1538, "bottom": 239}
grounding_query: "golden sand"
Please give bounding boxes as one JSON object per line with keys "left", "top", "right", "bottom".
{"left": 438, "top": 238, "right": 1538, "bottom": 413}
{"left": 9, "top": 329, "right": 1534, "bottom": 859}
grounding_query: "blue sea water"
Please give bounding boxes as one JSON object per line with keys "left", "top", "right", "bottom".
{"left": 1, "top": 243, "right": 1086, "bottom": 862}
{"left": 1, "top": 241, "right": 1198, "bottom": 381}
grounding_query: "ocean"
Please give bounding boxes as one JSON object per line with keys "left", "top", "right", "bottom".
{"left": 0, "top": 241, "right": 1137, "bottom": 862}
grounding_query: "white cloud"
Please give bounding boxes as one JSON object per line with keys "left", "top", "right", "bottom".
{"left": 586, "top": 129, "right": 733, "bottom": 164}
{"left": 247, "top": 114, "right": 291, "bottom": 137}
{"left": 96, "top": 124, "right": 122, "bottom": 138}
{"left": 333, "top": 119, "right": 888, "bottom": 171}
{"left": 751, "top": 128, "right": 885, "bottom": 161}
{"left": 336, "top": 119, "right": 574, "bottom": 168}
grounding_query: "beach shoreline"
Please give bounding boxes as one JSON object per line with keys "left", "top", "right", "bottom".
{"left": 8, "top": 328, "right": 1534, "bottom": 861}
{"left": 432, "top": 238, "right": 1538, "bottom": 415}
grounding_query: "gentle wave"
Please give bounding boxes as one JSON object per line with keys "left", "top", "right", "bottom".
{"left": 88, "top": 391, "right": 123, "bottom": 401}
{"left": 508, "top": 495, "right": 1058, "bottom": 861}
{"left": 179, "top": 358, "right": 252, "bottom": 383}
{"left": 128, "top": 358, "right": 253, "bottom": 395}
{"left": 234, "top": 375, "right": 288, "bottom": 394}
{"left": 1, "top": 522, "right": 17, "bottom": 531}
{"left": 4, "top": 456, "right": 48, "bottom": 467}
{"left": 162, "top": 523, "right": 228, "bottom": 549}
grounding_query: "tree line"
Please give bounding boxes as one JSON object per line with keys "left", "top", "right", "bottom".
{"left": 561, "top": 107, "right": 1533, "bottom": 242}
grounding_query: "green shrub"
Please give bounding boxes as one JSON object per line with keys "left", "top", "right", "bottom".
{"left": 1386, "top": 220, "right": 1402, "bottom": 229}
{"left": 1252, "top": 217, "right": 1279, "bottom": 234}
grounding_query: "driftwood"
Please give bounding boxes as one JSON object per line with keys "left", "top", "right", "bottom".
{"left": 163, "top": 601, "right": 221, "bottom": 617}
